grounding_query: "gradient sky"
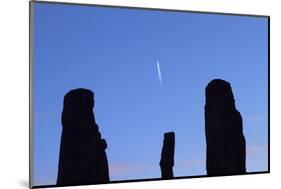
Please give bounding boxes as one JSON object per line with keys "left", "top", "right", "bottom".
{"left": 33, "top": 2, "right": 268, "bottom": 186}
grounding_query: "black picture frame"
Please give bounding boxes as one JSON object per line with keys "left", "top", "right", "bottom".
{"left": 29, "top": 1, "right": 270, "bottom": 188}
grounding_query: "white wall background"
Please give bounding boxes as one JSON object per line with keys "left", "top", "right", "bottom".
{"left": 0, "top": 0, "right": 278, "bottom": 188}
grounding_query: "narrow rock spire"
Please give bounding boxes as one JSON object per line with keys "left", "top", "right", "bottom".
{"left": 160, "top": 132, "right": 175, "bottom": 179}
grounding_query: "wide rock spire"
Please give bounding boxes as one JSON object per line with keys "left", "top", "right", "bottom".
{"left": 57, "top": 88, "right": 109, "bottom": 185}
{"left": 205, "top": 79, "right": 246, "bottom": 176}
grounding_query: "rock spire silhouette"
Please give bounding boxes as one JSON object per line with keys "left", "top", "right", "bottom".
{"left": 205, "top": 79, "right": 246, "bottom": 176}
{"left": 57, "top": 88, "right": 109, "bottom": 185}
{"left": 160, "top": 132, "right": 175, "bottom": 179}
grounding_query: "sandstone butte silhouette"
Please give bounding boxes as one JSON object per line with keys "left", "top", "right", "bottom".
{"left": 57, "top": 88, "right": 109, "bottom": 186}
{"left": 205, "top": 79, "right": 246, "bottom": 176}
{"left": 160, "top": 132, "right": 175, "bottom": 179}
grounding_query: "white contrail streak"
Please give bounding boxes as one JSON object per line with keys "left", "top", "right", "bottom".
{"left": 156, "top": 61, "right": 162, "bottom": 86}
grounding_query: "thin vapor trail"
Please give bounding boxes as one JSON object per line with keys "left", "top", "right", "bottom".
{"left": 156, "top": 61, "right": 162, "bottom": 86}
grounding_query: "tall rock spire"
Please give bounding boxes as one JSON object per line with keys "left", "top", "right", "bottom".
{"left": 57, "top": 88, "right": 109, "bottom": 185}
{"left": 205, "top": 79, "right": 246, "bottom": 176}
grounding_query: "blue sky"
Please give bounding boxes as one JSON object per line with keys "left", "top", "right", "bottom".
{"left": 33, "top": 2, "right": 268, "bottom": 186}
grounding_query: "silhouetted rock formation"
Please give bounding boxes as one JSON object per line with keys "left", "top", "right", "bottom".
{"left": 205, "top": 79, "right": 246, "bottom": 176}
{"left": 160, "top": 132, "right": 175, "bottom": 179}
{"left": 57, "top": 88, "right": 109, "bottom": 185}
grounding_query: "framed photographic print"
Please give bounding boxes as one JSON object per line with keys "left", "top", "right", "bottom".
{"left": 29, "top": 1, "right": 270, "bottom": 188}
